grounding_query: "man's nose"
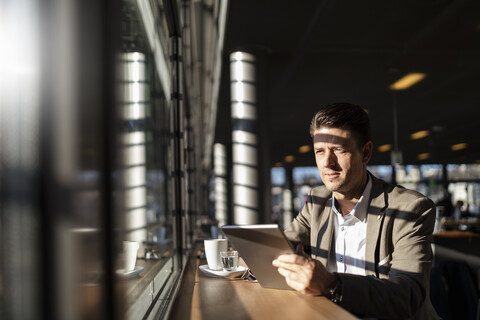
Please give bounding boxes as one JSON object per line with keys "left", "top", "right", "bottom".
{"left": 323, "top": 150, "right": 335, "bottom": 167}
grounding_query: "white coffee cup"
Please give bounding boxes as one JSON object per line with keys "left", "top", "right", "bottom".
{"left": 204, "top": 239, "right": 228, "bottom": 270}
{"left": 123, "top": 241, "right": 139, "bottom": 271}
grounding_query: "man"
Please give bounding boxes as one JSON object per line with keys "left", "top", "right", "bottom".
{"left": 272, "top": 103, "right": 439, "bottom": 319}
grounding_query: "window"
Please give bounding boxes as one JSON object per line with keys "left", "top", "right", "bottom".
{"left": 0, "top": 0, "right": 196, "bottom": 319}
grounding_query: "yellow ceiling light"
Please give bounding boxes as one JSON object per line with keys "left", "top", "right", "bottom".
{"left": 298, "top": 145, "right": 311, "bottom": 153}
{"left": 377, "top": 144, "right": 392, "bottom": 152}
{"left": 284, "top": 155, "right": 295, "bottom": 163}
{"left": 273, "top": 162, "right": 283, "bottom": 167}
{"left": 389, "top": 72, "right": 426, "bottom": 90}
{"left": 410, "top": 130, "right": 429, "bottom": 140}
{"left": 451, "top": 142, "right": 468, "bottom": 151}
{"left": 417, "top": 153, "right": 430, "bottom": 160}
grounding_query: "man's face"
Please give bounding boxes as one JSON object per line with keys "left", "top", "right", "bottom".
{"left": 313, "top": 127, "right": 372, "bottom": 198}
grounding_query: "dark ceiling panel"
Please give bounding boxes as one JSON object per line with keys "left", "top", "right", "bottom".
{"left": 217, "top": 0, "right": 480, "bottom": 168}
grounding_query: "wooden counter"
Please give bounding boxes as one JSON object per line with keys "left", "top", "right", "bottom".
{"left": 170, "top": 242, "right": 357, "bottom": 320}
{"left": 433, "top": 230, "right": 480, "bottom": 238}
{"left": 433, "top": 229, "right": 480, "bottom": 256}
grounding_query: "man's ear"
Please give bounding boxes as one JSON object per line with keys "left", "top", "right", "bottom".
{"left": 362, "top": 141, "right": 373, "bottom": 163}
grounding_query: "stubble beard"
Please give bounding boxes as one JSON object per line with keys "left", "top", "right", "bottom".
{"left": 322, "top": 174, "right": 346, "bottom": 193}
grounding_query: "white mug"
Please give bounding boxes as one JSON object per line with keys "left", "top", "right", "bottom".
{"left": 123, "top": 241, "right": 139, "bottom": 271}
{"left": 204, "top": 239, "right": 228, "bottom": 270}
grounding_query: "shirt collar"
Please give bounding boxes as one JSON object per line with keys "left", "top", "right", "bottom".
{"left": 331, "top": 173, "right": 372, "bottom": 222}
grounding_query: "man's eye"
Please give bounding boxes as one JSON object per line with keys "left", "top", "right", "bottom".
{"left": 334, "top": 148, "right": 345, "bottom": 153}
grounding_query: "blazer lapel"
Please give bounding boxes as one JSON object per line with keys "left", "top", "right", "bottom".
{"left": 319, "top": 201, "right": 335, "bottom": 267}
{"left": 365, "top": 175, "right": 387, "bottom": 276}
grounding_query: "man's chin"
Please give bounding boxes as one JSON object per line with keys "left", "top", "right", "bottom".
{"left": 323, "top": 182, "right": 341, "bottom": 192}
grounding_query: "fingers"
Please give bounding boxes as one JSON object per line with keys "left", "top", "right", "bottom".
{"left": 272, "top": 257, "right": 325, "bottom": 296}
{"left": 273, "top": 257, "right": 315, "bottom": 284}
{"left": 284, "top": 277, "right": 308, "bottom": 293}
{"left": 286, "top": 278, "right": 319, "bottom": 296}
{"left": 277, "top": 265, "right": 320, "bottom": 296}
{"left": 274, "top": 253, "right": 310, "bottom": 266}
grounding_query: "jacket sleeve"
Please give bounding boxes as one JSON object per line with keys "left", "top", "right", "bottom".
{"left": 337, "top": 195, "right": 437, "bottom": 319}
{"left": 283, "top": 189, "right": 314, "bottom": 247}
{"left": 284, "top": 187, "right": 331, "bottom": 256}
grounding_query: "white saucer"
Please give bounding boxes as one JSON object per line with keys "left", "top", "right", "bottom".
{"left": 116, "top": 266, "right": 144, "bottom": 278}
{"left": 199, "top": 265, "right": 248, "bottom": 279}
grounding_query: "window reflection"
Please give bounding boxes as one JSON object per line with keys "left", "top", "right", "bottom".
{"left": 117, "top": 0, "right": 175, "bottom": 317}
{"left": 121, "top": 52, "right": 149, "bottom": 248}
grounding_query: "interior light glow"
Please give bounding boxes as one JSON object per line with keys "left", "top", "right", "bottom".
{"left": 132, "top": 60, "right": 140, "bottom": 81}
{"left": 298, "top": 145, "right": 311, "bottom": 153}
{"left": 417, "top": 153, "right": 430, "bottom": 160}
{"left": 234, "top": 61, "right": 244, "bottom": 81}
{"left": 274, "top": 162, "right": 283, "bottom": 167}
{"left": 377, "top": 144, "right": 392, "bottom": 152}
{"left": 451, "top": 143, "right": 468, "bottom": 151}
{"left": 389, "top": 72, "right": 426, "bottom": 90}
{"left": 234, "top": 82, "right": 245, "bottom": 102}
{"left": 234, "top": 52, "right": 243, "bottom": 60}
{"left": 132, "top": 82, "right": 140, "bottom": 102}
{"left": 232, "top": 102, "right": 246, "bottom": 119}
{"left": 410, "top": 130, "right": 429, "bottom": 140}
{"left": 284, "top": 155, "right": 295, "bottom": 163}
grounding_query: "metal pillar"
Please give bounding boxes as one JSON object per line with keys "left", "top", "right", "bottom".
{"left": 230, "top": 51, "right": 258, "bottom": 225}
{"left": 214, "top": 143, "right": 228, "bottom": 227}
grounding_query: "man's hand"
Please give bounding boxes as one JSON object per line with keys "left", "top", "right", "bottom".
{"left": 272, "top": 245, "right": 337, "bottom": 296}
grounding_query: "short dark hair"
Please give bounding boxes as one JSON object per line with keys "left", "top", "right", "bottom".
{"left": 310, "top": 102, "right": 371, "bottom": 149}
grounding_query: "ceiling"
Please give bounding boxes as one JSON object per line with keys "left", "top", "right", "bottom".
{"left": 215, "top": 0, "right": 480, "bottom": 168}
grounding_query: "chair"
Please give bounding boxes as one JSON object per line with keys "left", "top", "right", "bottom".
{"left": 431, "top": 259, "right": 479, "bottom": 320}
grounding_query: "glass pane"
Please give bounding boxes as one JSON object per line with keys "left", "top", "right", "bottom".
{"left": 395, "top": 165, "right": 421, "bottom": 184}
{"left": 271, "top": 167, "right": 286, "bottom": 186}
{"left": 292, "top": 166, "right": 321, "bottom": 186}
{"left": 448, "top": 182, "right": 480, "bottom": 216}
{"left": 118, "top": 0, "right": 174, "bottom": 318}
{"left": 367, "top": 165, "right": 393, "bottom": 183}
{"left": 447, "top": 164, "right": 480, "bottom": 180}
{"left": 419, "top": 164, "right": 443, "bottom": 180}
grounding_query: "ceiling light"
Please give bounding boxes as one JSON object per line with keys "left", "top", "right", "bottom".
{"left": 389, "top": 72, "right": 426, "bottom": 91}
{"left": 451, "top": 143, "right": 468, "bottom": 151}
{"left": 410, "top": 130, "right": 429, "bottom": 140}
{"left": 284, "top": 155, "right": 295, "bottom": 163}
{"left": 377, "top": 144, "right": 392, "bottom": 152}
{"left": 274, "top": 162, "right": 283, "bottom": 167}
{"left": 417, "top": 153, "right": 430, "bottom": 160}
{"left": 298, "top": 145, "right": 311, "bottom": 153}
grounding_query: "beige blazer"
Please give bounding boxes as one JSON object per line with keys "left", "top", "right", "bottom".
{"left": 284, "top": 173, "right": 440, "bottom": 319}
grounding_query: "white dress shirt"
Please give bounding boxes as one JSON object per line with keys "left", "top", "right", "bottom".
{"left": 327, "top": 175, "right": 372, "bottom": 276}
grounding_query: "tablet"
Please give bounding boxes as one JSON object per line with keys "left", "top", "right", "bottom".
{"left": 221, "top": 224, "right": 295, "bottom": 290}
